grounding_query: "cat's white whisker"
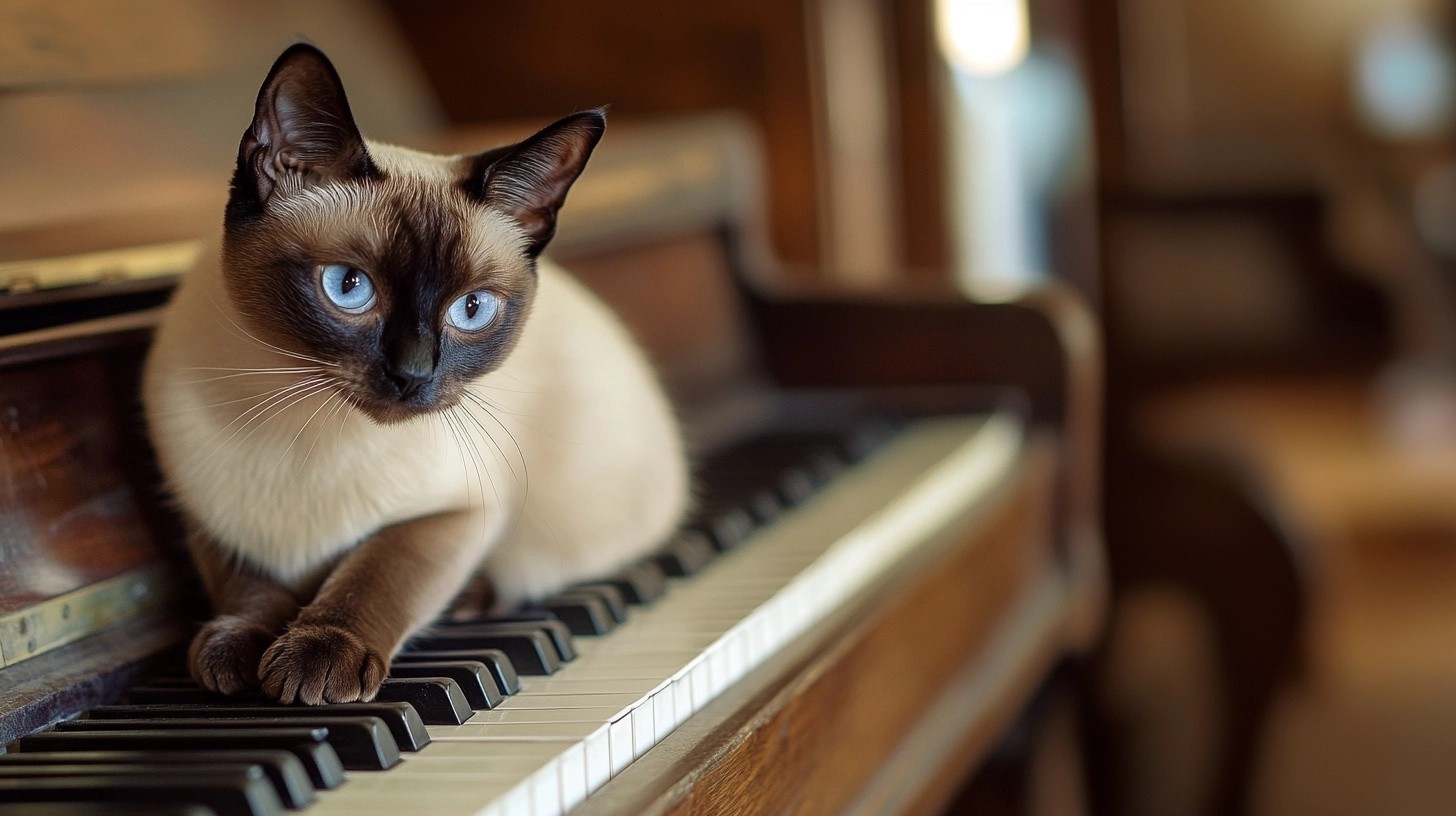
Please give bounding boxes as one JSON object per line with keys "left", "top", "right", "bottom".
{"left": 182, "top": 365, "right": 321, "bottom": 373}
{"left": 461, "top": 390, "right": 569, "bottom": 444}
{"left": 206, "top": 294, "right": 340, "bottom": 368}
{"left": 186, "top": 376, "right": 328, "bottom": 454}
{"left": 440, "top": 412, "right": 493, "bottom": 546}
{"left": 182, "top": 376, "right": 332, "bottom": 476}
{"left": 458, "top": 393, "right": 530, "bottom": 504}
{"left": 180, "top": 367, "right": 324, "bottom": 386}
{"left": 152, "top": 377, "right": 320, "bottom": 420}
{"left": 455, "top": 400, "right": 522, "bottom": 488}
{"left": 230, "top": 379, "right": 337, "bottom": 451}
{"left": 447, "top": 410, "right": 492, "bottom": 510}
{"left": 304, "top": 392, "right": 351, "bottom": 469}
{"left": 269, "top": 384, "right": 345, "bottom": 478}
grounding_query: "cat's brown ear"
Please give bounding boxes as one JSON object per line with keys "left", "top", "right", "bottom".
{"left": 470, "top": 110, "right": 606, "bottom": 257}
{"left": 232, "top": 43, "right": 376, "bottom": 215}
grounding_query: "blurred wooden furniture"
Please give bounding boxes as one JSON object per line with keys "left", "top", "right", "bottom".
{"left": 1083, "top": 1, "right": 1415, "bottom": 813}
{"left": 0, "top": 2, "right": 1105, "bottom": 814}
{"left": 1145, "top": 379, "right": 1456, "bottom": 546}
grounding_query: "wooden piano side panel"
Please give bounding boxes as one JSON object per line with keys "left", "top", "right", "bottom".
{"left": 578, "top": 438, "right": 1067, "bottom": 816}
{"left": 0, "top": 350, "right": 168, "bottom": 619}
{"left": 0, "top": 342, "right": 188, "bottom": 741}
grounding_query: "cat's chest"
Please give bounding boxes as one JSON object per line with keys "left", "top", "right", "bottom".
{"left": 187, "top": 409, "right": 476, "bottom": 580}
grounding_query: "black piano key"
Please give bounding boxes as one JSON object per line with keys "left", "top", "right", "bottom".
{"left": 777, "top": 466, "right": 817, "bottom": 506}
{"left": 17, "top": 728, "right": 345, "bottom": 790}
{"left": 807, "top": 448, "right": 847, "bottom": 486}
{"left": 654, "top": 532, "right": 716, "bottom": 577}
{"left": 557, "top": 584, "right": 628, "bottom": 623}
{"left": 695, "top": 506, "right": 755, "bottom": 550}
{"left": 374, "top": 678, "right": 472, "bottom": 725}
{"left": 842, "top": 417, "right": 899, "bottom": 461}
{"left": 533, "top": 594, "right": 616, "bottom": 636}
{"left": 410, "top": 620, "right": 574, "bottom": 671}
{"left": 0, "top": 769, "right": 281, "bottom": 816}
{"left": 142, "top": 677, "right": 208, "bottom": 688}
{"left": 0, "top": 751, "right": 312, "bottom": 810}
{"left": 0, "top": 762, "right": 307, "bottom": 812}
{"left": 467, "top": 610, "right": 557, "bottom": 624}
{"left": 386, "top": 662, "right": 503, "bottom": 710}
{"left": 123, "top": 687, "right": 257, "bottom": 706}
{"left": 745, "top": 488, "right": 782, "bottom": 523}
{"left": 55, "top": 717, "right": 400, "bottom": 772}
{"left": 406, "top": 630, "right": 558, "bottom": 675}
{"left": 0, "top": 805, "right": 216, "bottom": 816}
{"left": 502, "top": 620, "right": 576, "bottom": 661}
{"left": 87, "top": 703, "right": 430, "bottom": 752}
{"left": 394, "top": 649, "right": 521, "bottom": 694}
{"left": 613, "top": 560, "right": 669, "bottom": 604}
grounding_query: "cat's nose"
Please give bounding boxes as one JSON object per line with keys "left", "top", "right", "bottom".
{"left": 383, "top": 332, "right": 437, "bottom": 399}
{"left": 383, "top": 361, "right": 432, "bottom": 398}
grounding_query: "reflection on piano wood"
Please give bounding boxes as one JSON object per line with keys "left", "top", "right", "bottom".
{"left": 0, "top": 3, "right": 1103, "bottom": 814}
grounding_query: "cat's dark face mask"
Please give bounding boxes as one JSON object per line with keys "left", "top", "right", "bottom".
{"left": 217, "top": 44, "right": 602, "bottom": 424}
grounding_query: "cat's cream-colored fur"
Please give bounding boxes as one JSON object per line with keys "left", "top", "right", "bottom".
{"left": 144, "top": 140, "right": 691, "bottom": 610}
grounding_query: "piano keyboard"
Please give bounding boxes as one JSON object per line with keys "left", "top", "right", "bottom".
{"left": 0, "top": 412, "right": 1023, "bottom": 816}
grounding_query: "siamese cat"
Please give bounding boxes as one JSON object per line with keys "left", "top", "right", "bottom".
{"left": 143, "top": 44, "right": 690, "bottom": 705}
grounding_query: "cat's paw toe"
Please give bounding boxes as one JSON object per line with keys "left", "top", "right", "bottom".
{"left": 189, "top": 616, "right": 273, "bottom": 696}
{"left": 258, "top": 623, "right": 387, "bottom": 705}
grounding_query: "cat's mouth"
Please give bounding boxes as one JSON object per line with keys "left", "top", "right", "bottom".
{"left": 347, "top": 385, "right": 459, "bottom": 425}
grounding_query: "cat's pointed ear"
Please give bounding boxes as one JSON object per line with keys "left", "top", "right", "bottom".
{"left": 470, "top": 110, "right": 606, "bottom": 257}
{"left": 236, "top": 44, "right": 375, "bottom": 209}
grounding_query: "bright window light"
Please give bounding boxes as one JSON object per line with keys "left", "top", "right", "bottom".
{"left": 936, "top": 0, "right": 1030, "bottom": 77}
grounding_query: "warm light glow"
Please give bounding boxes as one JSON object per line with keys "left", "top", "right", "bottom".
{"left": 936, "top": 0, "right": 1030, "bottom": 76}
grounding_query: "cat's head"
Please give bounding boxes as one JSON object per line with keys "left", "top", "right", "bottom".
{"left": 221, "top": 43, "right": 603, "bottom": 424}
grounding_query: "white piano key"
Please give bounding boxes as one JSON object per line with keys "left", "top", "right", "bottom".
{"left": 630, "top": 700, "right": 656, "bottom": 757}
{"left": 671, "top": 676, "right": 693, "bottom": 727}
{"left": 415, "top": 739, "right": 570, "bottom": 764}
{"left": 560, "top": 742, "right": 588, "bottom": 811}
{"left": 653, "top": 687, "right": 675, "bottom": 741}
{"left": 468, "top": 707, "right": 622, "bottom": 724}
{"left": 429, "top": 721, "right": 605, "bottom": 741}
{"left": 494, "top": 692, "right": 642, "bottom": 711}
{"left": 312, "top": 773, "right": 519, "bottom": 816}
{"left": 689, "top": 660, "right": 711, "bottom": 710}
{"left": 518, "top": 678, "right": 665, "bottom": 696}
{"left": 584, "top": 726, "right": 612, "bottom": 791}
{"left": 499, "top": 783, "right": 532, "bottom": 816}
{"left": 531, "top": 763, "right": 561, "bottom": 816}
{"left": 608, "top": 717, "right": 633, "bottom": 775}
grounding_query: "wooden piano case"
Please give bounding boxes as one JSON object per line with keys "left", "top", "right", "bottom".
{"left": 0, "top": 5, "right": 1104, "bottom": 812}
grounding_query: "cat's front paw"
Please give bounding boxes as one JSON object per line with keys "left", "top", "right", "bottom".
{"left": 257, "top": 622, "right": 387, "bottom": 704}
{"left": 189, "top": 616, "right": 274, "bottom": 695}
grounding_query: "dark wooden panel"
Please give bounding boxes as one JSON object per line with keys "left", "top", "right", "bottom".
{"left": 563, "top": 234, "right": 763, "bottom": 422}
{"left": 0, "top": 350, "right": 164, "bottom": 615}
{"left": 385, "top": 0, "right": 823, "bottom": 268}
{"left": 890, "top": 0, "right": 950, "bottom": 275}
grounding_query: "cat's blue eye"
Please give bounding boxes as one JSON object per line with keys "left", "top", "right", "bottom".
{"left": 320, "top": 264, "right": 376, "bottom": 313}
{"left": 446, "top": 291, "right": 501, "bottom": 332}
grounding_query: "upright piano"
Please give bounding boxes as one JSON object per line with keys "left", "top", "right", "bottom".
{"left": 0, "top": 3, "right": 1104, "bottom": 814}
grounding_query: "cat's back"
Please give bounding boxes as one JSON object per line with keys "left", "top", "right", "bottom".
{"left": 476, "top": 260, "right": 691, "bottom": 598}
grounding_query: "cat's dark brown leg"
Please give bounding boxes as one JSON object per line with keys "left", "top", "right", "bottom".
{"left": 186, "top": 529, "right": 301, "bottom": 695}
{"left": 257, "top": 510, "right": 489, "bottom": 704}
{"left": 446, "top": 572, "right": 497, "bottom": 621}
